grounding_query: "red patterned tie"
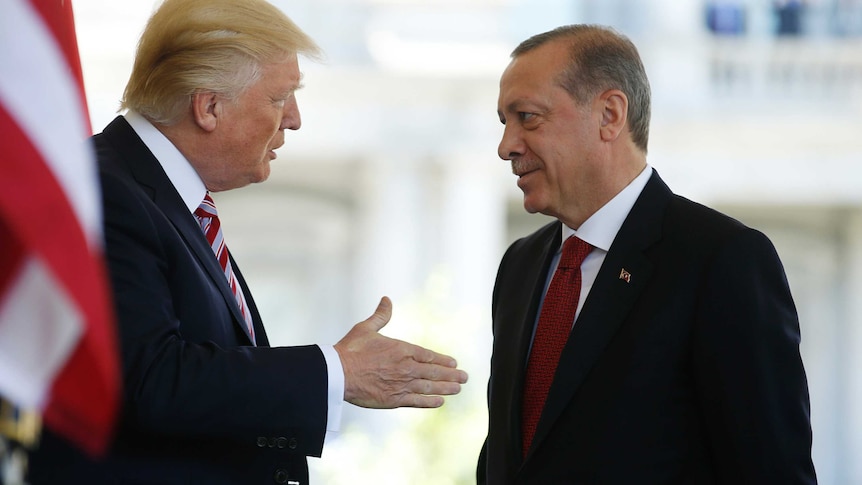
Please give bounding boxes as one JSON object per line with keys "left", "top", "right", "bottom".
{"left": 194, "top": 193, "right": 256, "bottom": 345}
{"left": 522, "top": 235, "right": 593, "bottom": 457}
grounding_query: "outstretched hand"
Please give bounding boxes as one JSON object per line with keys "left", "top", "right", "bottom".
{"left": 334, "top": 297, "right": 468, "bottom": 409}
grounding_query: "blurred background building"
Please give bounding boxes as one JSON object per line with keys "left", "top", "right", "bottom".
{"left": 74, "top": 0, "right": 862, "bottom": 483}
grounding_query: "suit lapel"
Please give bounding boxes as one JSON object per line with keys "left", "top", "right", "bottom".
{"left": 101, "top": 117, "right": 256, "bottom": 345}
{"left": 525, "top": 172, "right": 671, "bottom": 460}
{"left": 487, "top": 221, "right": 559, "bottom": 471}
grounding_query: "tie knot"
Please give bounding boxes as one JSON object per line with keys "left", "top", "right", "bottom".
{"left": 195, "top": 193, "right": 218, "bottom": 219}
{"left": 559, "top": 236, "right": 593, "bottom": 269}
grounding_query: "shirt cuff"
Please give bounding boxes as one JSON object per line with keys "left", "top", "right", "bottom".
{"left": 319, "top": 345, "right": 344, "bottom": 439}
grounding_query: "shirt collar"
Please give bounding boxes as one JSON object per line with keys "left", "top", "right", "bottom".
{"left": 562, "top": 165, "right": 653, "bottom": 252}
{"left": 124, "top": 111, "right": 207, "bottom": 213}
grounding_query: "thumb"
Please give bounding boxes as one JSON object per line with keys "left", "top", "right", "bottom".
{"left": 364, "top": 296, "right": 392, "bottom": 332}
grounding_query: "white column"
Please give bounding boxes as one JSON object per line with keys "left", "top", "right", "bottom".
{"left": 843, "top": 209, "right": 862, "bottom": 484}
{"left": 437, "top": 148, "right": 507, "bottom": 401}
{"left": 439, "top": 150, "right": 506, "bottom": 310}
{"left": 351, "top": 154, "right": 425, "bottom": 312}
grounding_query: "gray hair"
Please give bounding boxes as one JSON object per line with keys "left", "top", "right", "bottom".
{"left": 513, "top": 25, "right": 651, "bottom": 153}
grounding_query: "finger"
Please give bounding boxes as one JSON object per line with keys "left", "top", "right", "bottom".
{"left": 411, "top": 346, "right": 459, "bottom": 369}
{"left": 408, "top": 379, "right": 463, "bottom": 397}
{"left": 363, "top": 296, "right": 392, "bottom": 332}
{"left": 399, "top": 394, "right": 445, "bottom": 409}
{"left": 411, "top": 363, "right": 469, "bottom": 384}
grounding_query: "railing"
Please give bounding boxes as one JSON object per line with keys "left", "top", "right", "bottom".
{"left": 706, "top": 38, "right": 862, "bottom": 100}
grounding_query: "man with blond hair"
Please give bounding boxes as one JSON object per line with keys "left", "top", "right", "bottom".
{"left": 28, "top": 0, "right": 467, "bottom": 483}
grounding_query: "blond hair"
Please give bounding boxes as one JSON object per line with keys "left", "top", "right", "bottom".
{"left": 121, "top": 0, "right": 321, "bottom": 125}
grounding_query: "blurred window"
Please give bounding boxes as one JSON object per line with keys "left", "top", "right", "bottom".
{"left": 706, "top": 0, "right": 747, "bottom": 36}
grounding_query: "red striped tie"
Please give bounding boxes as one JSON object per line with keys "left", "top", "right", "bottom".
{"left": 521, "top": 235, "right": 593, "bottom": 457}
{"left": 194, "top": 193, "right": 256, "bottom": 345}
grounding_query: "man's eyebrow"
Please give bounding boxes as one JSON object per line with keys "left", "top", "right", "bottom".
{"left": 504, "top": 98, "right": 533, "bottom": 112}
{"left": 279, "top": 77, "right": 304, "bottom": 98}
{"left": 500, "top": 98, "right": 522, "bottom": 114}
{"left": 295, "top": 72, "right": 306, "bottom": 91}
{"left": 506, "top": 98, "right": 550, "bottom": 115}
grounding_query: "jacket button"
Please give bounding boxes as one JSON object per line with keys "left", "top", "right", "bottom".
{"left": 288, "top": 437, "right": 298, "bottom": 450}
{"left": 268, "top": 437, "right": 277, "bottom": 448}
{"left": 256, "top": 437, "right": 267, "bottom": 448}
{"left": 274, "top": 468, "right": 289, "bottom": 484}
{"left": 276, "top": 437, "right": 287, "bottom": 449}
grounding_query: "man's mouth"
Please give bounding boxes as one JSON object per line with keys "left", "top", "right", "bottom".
{"left": 268, "top": 143, "right": 283, "bottom": 160}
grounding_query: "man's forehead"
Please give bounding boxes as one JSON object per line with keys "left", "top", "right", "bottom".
{"left": 499, "top": 64, "right": 563, "bottom": 103}
{"left": 262, "top": 57, "right": 302, "bottom": 83}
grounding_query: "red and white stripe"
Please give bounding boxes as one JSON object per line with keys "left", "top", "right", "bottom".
{"left": 0, "top": 0, "right": 119, "bottom": 456}
{"left": 195, "top": 194, "right": 256, "bottom": 345}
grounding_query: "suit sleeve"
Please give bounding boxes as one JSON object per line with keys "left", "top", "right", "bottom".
{"left": 101, "top": 170, "right": 329, "bottom": 457}
{"left": 692, "top": 227, "right": 816, "bottom": 484}
{"left": 477, "top": 238, "right": 524, "bottom": 485}
{"left": 477, "top": 243, "right": 510, "bottom": 485}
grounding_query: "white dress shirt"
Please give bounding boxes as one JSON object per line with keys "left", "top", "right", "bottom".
{"left": 124, "top": 111, "right": 344, "bottom": 441}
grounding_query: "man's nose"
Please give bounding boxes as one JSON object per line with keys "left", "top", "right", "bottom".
{"left": 498, "top": 124, "right": 523, "bottom": 160}
{"left": 281, "top": 96, "right": 301, "bottom": 131}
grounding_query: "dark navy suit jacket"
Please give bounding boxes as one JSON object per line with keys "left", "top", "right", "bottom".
{"left": 478, "top": 171, "right": 816, "bottom": 484}
{"left": 30, "top": 116, "right": 328, "bottom": 485}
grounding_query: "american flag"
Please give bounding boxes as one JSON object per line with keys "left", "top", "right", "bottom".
{"left": 0, "top": 0, "right": 118, "bottom": 457}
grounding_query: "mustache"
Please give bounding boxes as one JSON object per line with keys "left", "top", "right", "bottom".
{"left": 511, "top": 159, "right": 540, "bottom": 176}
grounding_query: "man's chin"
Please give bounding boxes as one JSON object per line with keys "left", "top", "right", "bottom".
{"left": 255, "top": 162, "right": 272, "bottom": 183}
{"left": 522, "top": 197, "right": 543, "bottom": 214}
{"left": 522, "top": 198, "right": 557, "bottom": 219}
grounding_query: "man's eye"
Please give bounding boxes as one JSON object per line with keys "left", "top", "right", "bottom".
{"left": 518, "top": 112, "right": 535, "bottom": 122}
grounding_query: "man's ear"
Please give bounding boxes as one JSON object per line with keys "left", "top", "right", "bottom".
{"left": 598, "top": 89, "right": 628, "bottom": 142}
{"left": 191, "top": 91, "right": 219, "bottom": 133}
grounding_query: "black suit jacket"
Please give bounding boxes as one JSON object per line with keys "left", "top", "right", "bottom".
{"left": 30, "top": 117, "right": 329, "bottom": 485}
{"left": 478, "top": 171, "right": 816, "bottom": 484}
